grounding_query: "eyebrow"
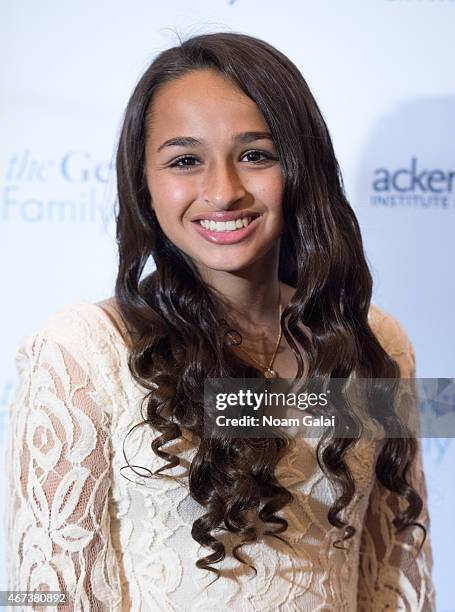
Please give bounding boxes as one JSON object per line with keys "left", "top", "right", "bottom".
{"left": 156, "top": 131, "right": 274, "bottom": 153}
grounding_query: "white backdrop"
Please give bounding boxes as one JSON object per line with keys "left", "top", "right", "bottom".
{"left": 1, "top": 1, "right": 454, "bottom": 608}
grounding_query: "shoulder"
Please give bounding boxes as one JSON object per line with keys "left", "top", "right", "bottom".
{"left": 367, "top": 302, "right": 416, "bottom": 377}
{"left": 32, "top": 299, "right": 111, "bottom": 342}
{"left": 17, "top": 299, "right": 127, "bottom": 372}
{"left": 94, "top": 296, "right": 133, "bottom": 347}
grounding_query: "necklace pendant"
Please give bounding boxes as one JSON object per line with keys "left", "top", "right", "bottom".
{"left": 264, "top": 368, "right": 277, "bottom": 379}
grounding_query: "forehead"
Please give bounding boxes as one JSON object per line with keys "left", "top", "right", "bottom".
{"left": 146, "top": 70, "right": 269, "bottom": 143}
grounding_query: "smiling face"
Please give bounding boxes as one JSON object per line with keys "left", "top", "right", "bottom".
{"left": 144, "top": 69, "right": 285, "bottom": 278}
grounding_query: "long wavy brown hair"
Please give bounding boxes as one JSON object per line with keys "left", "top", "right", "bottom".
{"left": 113, "top": 31, "right": 426, "bottom": 580}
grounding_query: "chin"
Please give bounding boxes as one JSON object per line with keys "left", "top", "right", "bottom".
{"left": 196, "top": 254, "right": 264, "bottom": 275}
{"left": 198, "top": 260, "right": 247, "bottom": 273}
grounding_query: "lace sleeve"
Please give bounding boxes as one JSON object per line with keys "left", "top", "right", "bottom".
{"left": 357, "top": 312, "right": 436, "bottom": 611}
{"left": 4, "top": 327, "right": 122, "bottom": 611}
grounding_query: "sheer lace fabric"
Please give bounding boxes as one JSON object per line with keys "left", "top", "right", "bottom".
{"left": 4, "top": 300, "right": 435, "bottom": 611}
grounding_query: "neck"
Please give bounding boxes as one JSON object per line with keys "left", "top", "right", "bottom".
{"left": 197, "top": 251, "right": 284, "bottom": 347}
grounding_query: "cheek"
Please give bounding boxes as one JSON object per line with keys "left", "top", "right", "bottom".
{"left": 150, "top": 177, "right": 194, "bottom": 219}
{"left": 259, "top": 174, "right": 285, "bottom": 235}
{"left": 253, "top": 171, "right": 284, "bottom": 207}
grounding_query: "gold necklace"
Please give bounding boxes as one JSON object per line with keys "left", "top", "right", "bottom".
{"left": 233, "top": 295, "right": 283, "bottom": 379}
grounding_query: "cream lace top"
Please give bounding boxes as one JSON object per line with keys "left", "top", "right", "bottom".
{"left": 4, "top": 299, "right": 436, "bottom": 611}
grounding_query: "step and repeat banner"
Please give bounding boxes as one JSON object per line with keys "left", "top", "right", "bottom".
{"left": 1, "top": 1, "right": 454, "bottom": 608}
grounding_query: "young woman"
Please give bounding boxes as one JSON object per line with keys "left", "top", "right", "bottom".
{"left": 5, "top": 32, "right": 435, "bottom": 610}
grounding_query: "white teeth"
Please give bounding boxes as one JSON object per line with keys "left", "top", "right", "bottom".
{"left": 199, "top": 216, "right": 256, "bottom": 232}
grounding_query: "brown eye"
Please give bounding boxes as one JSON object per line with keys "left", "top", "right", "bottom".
{"left": 242, "top": 150, "right": 277, "bottom": 163}
{"left": 170, "top": 155, "right": 200, "bottom": 170}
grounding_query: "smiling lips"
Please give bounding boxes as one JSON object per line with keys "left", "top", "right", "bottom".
{"left": 199, "top": 216, "right": 254, "bottom": 232}
{"left": 192, "top": 214, "right": 261, "bottom": 244}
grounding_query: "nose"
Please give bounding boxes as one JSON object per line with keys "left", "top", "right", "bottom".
{"left": 202, "top": 159, "right": 247, "bottom": 209}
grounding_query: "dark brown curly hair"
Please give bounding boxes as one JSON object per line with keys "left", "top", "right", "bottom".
{"left": 113, "top": 31, "right": 426, "bottom": 581}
